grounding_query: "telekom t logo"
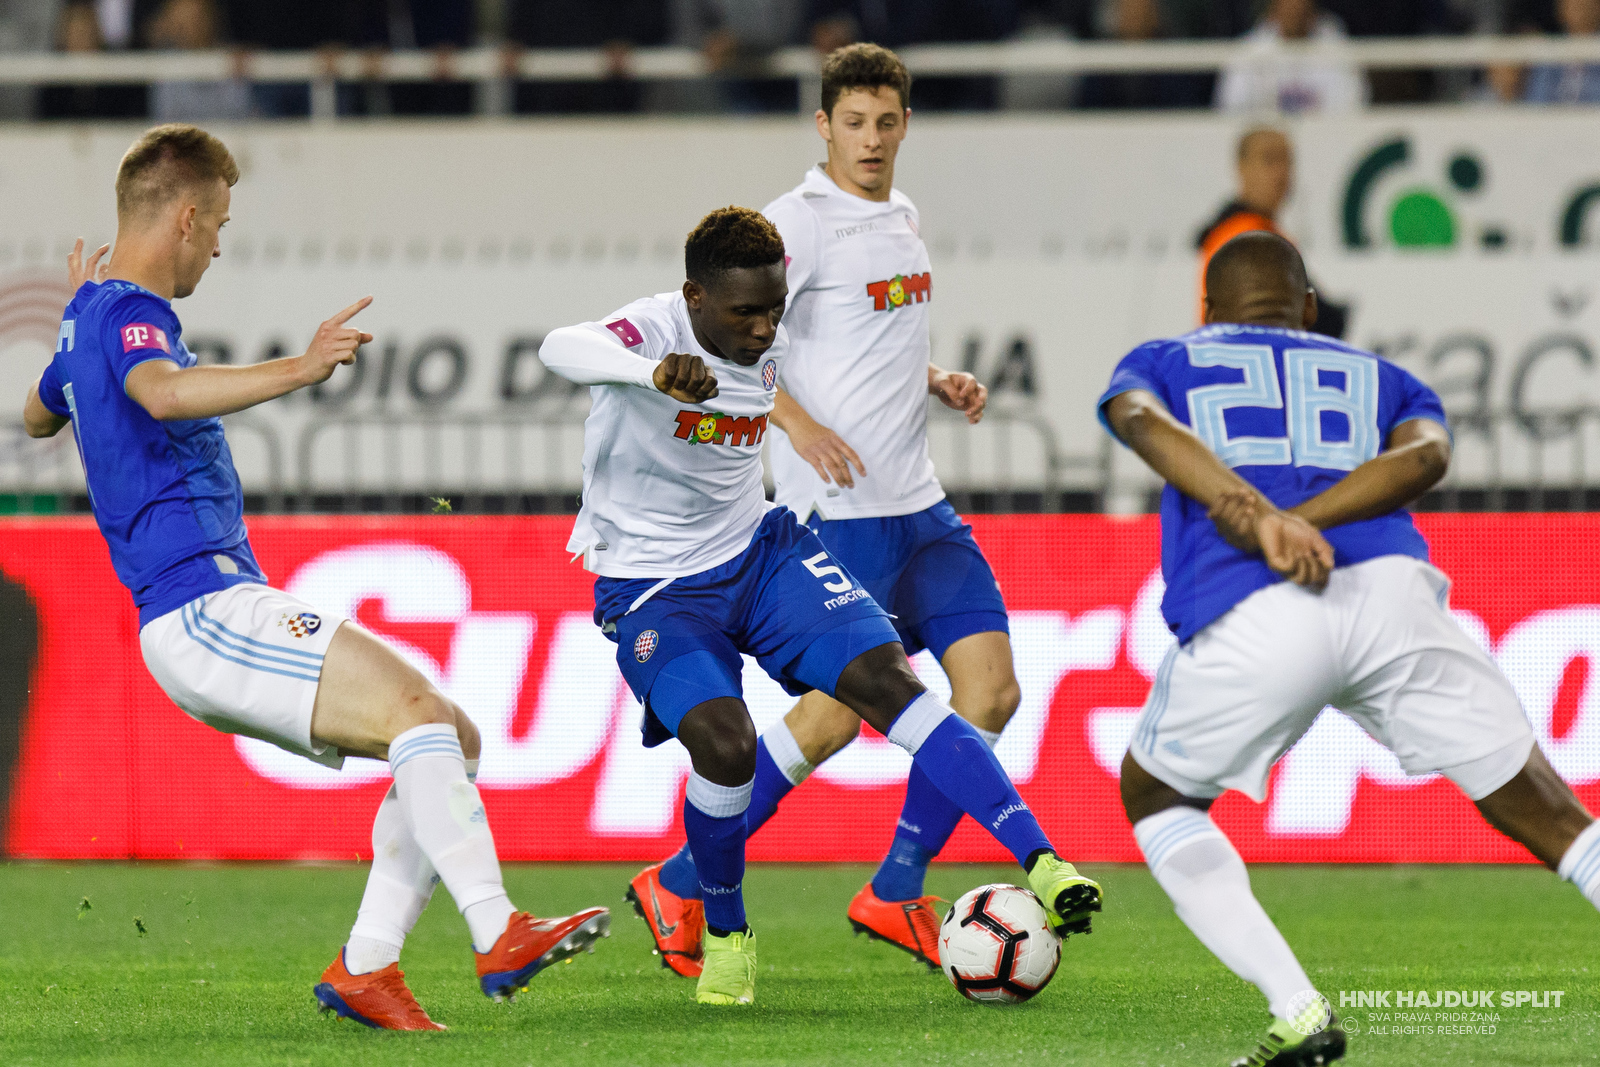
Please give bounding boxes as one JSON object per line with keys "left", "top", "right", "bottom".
{"left": 121, "top": 323, "right": 170, "bottom": 353}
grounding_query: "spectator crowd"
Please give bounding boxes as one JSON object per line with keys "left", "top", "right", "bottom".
{"left": 0, "top": 0, "right": 1594, "bottom": 120}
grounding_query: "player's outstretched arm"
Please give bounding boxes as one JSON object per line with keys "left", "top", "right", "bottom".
{"left": 539, "top": 326, "right": 718, "bottom": 402}
{"left": 124, "top": 297, "right": 373, "bottom": 421}
{"left": 928, "top": 364, "right": 987, "bottom": 425}
{"left": 1288, "top": 418, "right": 1451, "bottom": 530}
{"left": 771, "top": 388, "right": 864, "bottom": 487}
{"left": 23, "top": 382, "right": 68, "bottom": 438}
{"left": 1106, "top": 389, "right": 1333, "bottom": 589}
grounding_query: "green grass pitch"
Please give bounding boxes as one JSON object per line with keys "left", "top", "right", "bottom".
{"left": 1, "top": 861, "right": 1593, "bottom": 1066}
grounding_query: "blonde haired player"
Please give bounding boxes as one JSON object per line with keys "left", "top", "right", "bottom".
{"left": 630, "top": 44, "right": 1020, "bottom": 975}
{"left": 25, "top": 124, "right": 608, "bottom": 1031}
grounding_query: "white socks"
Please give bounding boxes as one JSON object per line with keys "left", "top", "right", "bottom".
{"left": 1135, "top": 806, "right": 1315, "bottom": 1021}
{"left": 345, "top": 783, "right": 438, "bottom": 973}
{"left": 389, "top": 725, "right": 516, "bottom": 953}
{"left": 974, "top": 725, "right": 1002, "bottom": 748}
{"left": 1558, "top": 819, "right": 1600, "bottom": 909}
{"left": 345, "top": 758, "right": 484, "bottom": 974}
{"left": 763, "top": 719, "right": 815, "bottom": 786}
{"left": 886, "top": 692, "right": 953, "bottom": 754}
{"left": 686, "top": 772, "right": 754, "bottom": 818}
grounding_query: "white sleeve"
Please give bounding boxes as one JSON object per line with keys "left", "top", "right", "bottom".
{"left": 763, "top": 195, "right": 822, "bottom": 295}
{"left": 538, "top": 324, "right": 659, "bottom": 389}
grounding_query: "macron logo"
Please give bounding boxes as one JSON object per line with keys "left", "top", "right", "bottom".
{"left": 121, "top": 323, "right": 169, "bottom": 354}
{"left": 605, "top": 318, "right": 643, "bottom": 348}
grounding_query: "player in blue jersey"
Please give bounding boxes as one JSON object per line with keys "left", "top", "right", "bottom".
{"left": 1101, "top": 232, "right": 1600, "bottom": 1067}
{"left": 24, "top": 124, "right": 609, "bottom": 1031}
{"left": 538, "top": 206, "right": 1101, "bottom": 1006}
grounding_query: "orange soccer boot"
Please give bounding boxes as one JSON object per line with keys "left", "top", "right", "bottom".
{"left": 625, "top": 862, "right": 706, "bottom": 978}
{"left": 847, "top": 882, "right": 945, "bottom": 970}
{"left": 475, "top": 908, "right": 611, "bottom": 1001}
{"left": 314, "top": 950, "right": 446, "bottom": 1031}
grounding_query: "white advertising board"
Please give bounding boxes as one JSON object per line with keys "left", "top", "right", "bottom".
{"left": 3, "top": 108, "right": 1599, "bottom": 496}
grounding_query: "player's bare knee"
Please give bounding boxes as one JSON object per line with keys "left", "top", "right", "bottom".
{"left": 394, "top": 686, "right": 456, "bottom": 735}
{"left": 833, "top": 644, "right": 923, "bottom": 733}
{"left": 960, "top": 676, "right": 1020, "bottom": 733}
{"left": 452, "top": 705, "right": 482, "bottom": 761}
{"left": 680, "top": 698, "right": 758, "bottom": 785}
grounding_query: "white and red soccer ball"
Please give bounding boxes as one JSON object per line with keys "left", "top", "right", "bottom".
{"left": 939, "top": 884, "right": 1061, "bottom": 1004}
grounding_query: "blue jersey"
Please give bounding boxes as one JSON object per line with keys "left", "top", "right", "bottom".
{"left": 37, "top": 280, "right": 263, "bottom": 626}
{"left": 1098, "top": 323, "right": 1447, "bottom": 643}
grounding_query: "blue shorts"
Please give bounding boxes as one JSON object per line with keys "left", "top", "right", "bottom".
{"left": 806, "top": 499, "right": 1008, "bottom": 661}
{"left": 594, "top": 508, "right": 901, "bottom": 747}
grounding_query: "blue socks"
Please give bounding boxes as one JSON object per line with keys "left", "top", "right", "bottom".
{"left": 665, "top": 701, "right": 1042, "bottom": 911}
{"left": 871, "top": 723, "right": 1003, "bottom": 901}
{"left": 887, "top": 694, "right": 1051, "bottom": 866}
{"left": 871, "top": 765, "right": 965, "bottom": 901}
{"left": 662, "top": 730, "right": 811, "bottom": 903}
{"left": 681, "top": 773, "right": 752, "bottom": 934}
{"left": 657, "top": 843, "right": 700, "bottom": 898}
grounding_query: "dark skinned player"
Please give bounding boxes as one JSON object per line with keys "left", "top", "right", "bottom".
{"left": 538, "top": 206, "right": 1102, "bottom": 1006}
{"left": 1101, "top": 230, "right": 1598, "bottom": 1066}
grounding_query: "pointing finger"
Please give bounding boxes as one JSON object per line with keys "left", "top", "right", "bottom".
{"left": 330, "top": 295, "right": 374, "bottom": 325}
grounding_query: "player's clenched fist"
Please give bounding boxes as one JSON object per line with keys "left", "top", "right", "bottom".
{"left": 654, "top": 352, "right": 719, "bottom": 403}
{"left": 301, "top": 296, "right": 375, "bottom": 384}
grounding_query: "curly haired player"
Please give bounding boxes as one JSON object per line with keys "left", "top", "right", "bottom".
{"left": 538, "top": 205, "right": 1101, "bottom": 1007}
{"left": 631, "top": 41, "right": 1022, "bottom": 980}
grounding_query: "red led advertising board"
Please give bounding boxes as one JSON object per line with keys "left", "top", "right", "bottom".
{"left": 3, "top": 514, "right": 1597, "bottom": 864}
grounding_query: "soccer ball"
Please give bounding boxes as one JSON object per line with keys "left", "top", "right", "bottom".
{"left": 939, "top": 884, "right": 1060, "bottom": 1004}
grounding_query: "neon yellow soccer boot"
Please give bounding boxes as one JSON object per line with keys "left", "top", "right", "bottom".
{"left": 695, "top": 926, "right": 756, "bottom": 1006}
{"left": 1026, "top": 852, "right": 1103, "bottom": 936}
{"left": 1230, "top": 1011, "right": 1346, "bottom": 1067}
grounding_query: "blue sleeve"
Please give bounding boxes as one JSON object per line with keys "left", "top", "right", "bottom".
{"left": 1097, "top": 343, "right": 1173, "bottom": 439}
{"left": 37, "top": 359, "right": 69, "bottom": 418}
{"left": 104, "top": 295, "right": 182, "bottom": 390}
{"left": 1388, "top": 365, "right": 1448, "bottom": 435}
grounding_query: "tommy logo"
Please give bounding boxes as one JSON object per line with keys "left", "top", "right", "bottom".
{"left": 673, "top": 410, "right": 768, "bottom": 446}
{"left": 865, "top": 272, "right": 931, "bottom": 312}
{"left": 761, "top": 359, "right": 777, "bottom": 391}
{"left": 605, "top": 318, "right": 644, "bottom": 348}
{"left": 121, "top": 323, "right": 170, "bottom": 353}
{"left": 281, "top": 611, "right": 322, "bottom": 638}
{"left": 634, "top": 629, "right": 659, "bottom": 662}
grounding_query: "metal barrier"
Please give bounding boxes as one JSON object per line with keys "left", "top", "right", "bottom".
{"left": 1426, "top": 409, "right": 1600, "bottom": 512}
{"left": 291, "top": 404, "right": 1109, "bottom": 513}
{"left": 3, "top": 36, "right": 1600, "bottom": 118}
{"left": 11, "top": 406, "right": 1600, "bottom": 514}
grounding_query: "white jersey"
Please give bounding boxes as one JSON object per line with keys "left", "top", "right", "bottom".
{"left": 763, "top": 166, "right": 944, "bottom": 522}
{"left": 541, "top": 291, "right": 785, "bottom": 579}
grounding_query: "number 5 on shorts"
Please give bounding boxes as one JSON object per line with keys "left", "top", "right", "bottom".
{"left": 803, "top": 551, "right": 853, "bottom": 593}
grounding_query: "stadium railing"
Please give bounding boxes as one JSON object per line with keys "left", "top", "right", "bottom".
{"left": 9, "top": 408, "right": 1600, "bottom": 515}
{"left": 4, "top": 36, "right": 1600, "bottom": 117}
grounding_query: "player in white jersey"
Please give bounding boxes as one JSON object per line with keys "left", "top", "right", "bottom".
{"left": 27, "top": 125, "right": 609, "bottom": 1032}
{"left": 540, "top": 207, "right": 1102, "bottom": 1006}
{"left": 630, "top": 44, "right": 1016, "bottom": 974}
{"left": 1103, "top": 233, "right": 1600, "bottom": 1067}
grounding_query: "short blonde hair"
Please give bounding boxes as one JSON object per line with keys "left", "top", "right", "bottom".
{"left": 115, "top": 124, "right": 238, "bottom": 221}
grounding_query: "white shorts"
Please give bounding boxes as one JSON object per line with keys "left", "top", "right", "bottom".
{"left": 140, "top": 583, "right": 348, "bottom": 767}
{"left": 1130, "top": 555, "right": 1535, "bottom": 803}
